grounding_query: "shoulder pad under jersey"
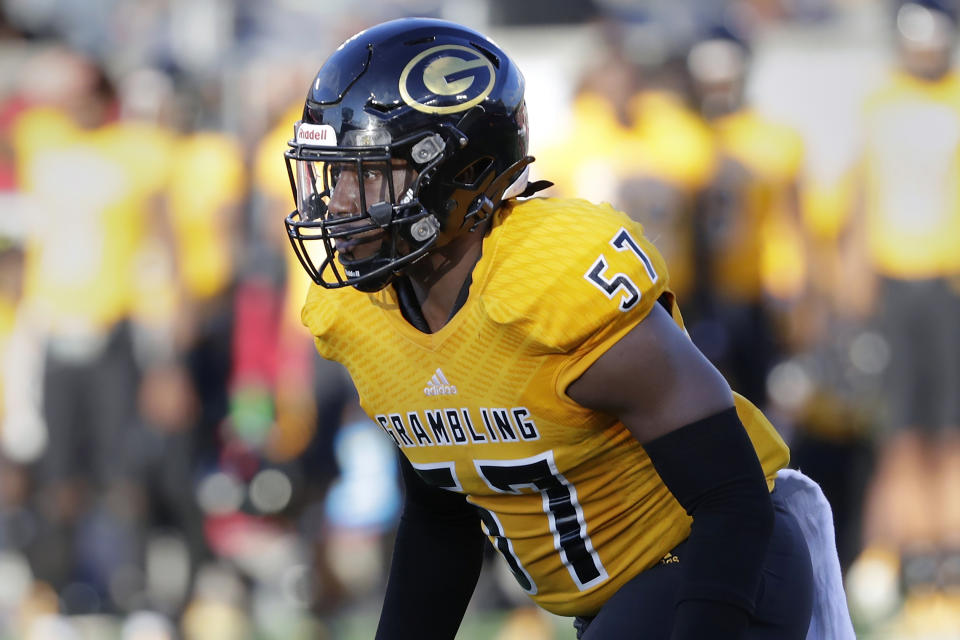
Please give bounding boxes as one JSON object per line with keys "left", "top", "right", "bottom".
{"left": 478, "top": 197, "right": 671, "bottom": 354}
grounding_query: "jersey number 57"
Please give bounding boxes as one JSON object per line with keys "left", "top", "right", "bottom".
{"left": 584, "top": 228, "right": 659, "bottom": 311}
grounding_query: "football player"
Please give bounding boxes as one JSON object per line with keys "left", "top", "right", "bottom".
{"left": 284, "top": 18, "right": 822, "bottom": 639}
{"left": 852, "top": 0, "right": 960, "bottom": 613}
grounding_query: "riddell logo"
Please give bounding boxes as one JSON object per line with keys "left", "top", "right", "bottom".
{"left": 296, "top": 123, "right": 336, "bottom": 147}
{"left": 424, "top": 368, "right": 457, "bottom": 396}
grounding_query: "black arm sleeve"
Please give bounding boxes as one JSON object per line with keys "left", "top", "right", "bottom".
{"left": 642, "top": 407, "right": 775, "bottom": 640}
{"left": 374, "top": 454, "right": 485, "bottom": 640}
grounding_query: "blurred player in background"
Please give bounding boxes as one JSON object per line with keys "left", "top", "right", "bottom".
{"left": 684, "top": 20, "right": 806, "bottom": 407}
{"left": 850, "top": 0, "right": 960, "bottom": 624}
{"left": 683, "top": 14, "right": 882, "bottom": 582}
{"left": 10, "top": 47, "right": 176, "bottom": 612}
{"left": 283, "top": 17, "right": 853, "bottom": 640}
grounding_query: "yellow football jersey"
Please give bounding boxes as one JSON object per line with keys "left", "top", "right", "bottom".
{"left": 622, "top": 91, "right": 717, "bottom": 301}
{"left": 705, "top": 109, "right": 806, "bottom": 303}
{"left": 301, "top": 197, "right": 789, "bottom": 616}
{"left": 862, "top": 71, "right": 960, "bottom": 278}
{"left": 14, "top": 111, "right": 160, "bottom": 332}
{"left": 168, "top": 131, "right": 245, "bottom": 302}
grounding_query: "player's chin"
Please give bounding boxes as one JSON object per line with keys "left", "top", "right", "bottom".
{"left": 336, "top": 236, "right": 385, "bottom": 268}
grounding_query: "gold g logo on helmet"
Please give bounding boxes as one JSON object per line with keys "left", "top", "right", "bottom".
{"left": 399, "top": 45, "right": 496, "bottom": 114}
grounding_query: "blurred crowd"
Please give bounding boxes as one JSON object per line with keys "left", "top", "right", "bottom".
{"left": 0, "top": 0, "right": 959, "bottom": 638}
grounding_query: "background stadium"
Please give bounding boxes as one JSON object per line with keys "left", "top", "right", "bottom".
{"left": 1, "top": 0, "right": 958, "bottom": 638}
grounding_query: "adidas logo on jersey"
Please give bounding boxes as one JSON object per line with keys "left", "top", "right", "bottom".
{"left": 424, "top": 368, "right": 457, "bottom": 396}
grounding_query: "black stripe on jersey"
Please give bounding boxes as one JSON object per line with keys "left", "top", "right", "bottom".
{"left": 477, "top": 454, "right": 605, "bottom": 589}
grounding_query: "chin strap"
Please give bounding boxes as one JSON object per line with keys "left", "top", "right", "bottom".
{"left": 465, "top": 156, "right": 553, "bottom": 231}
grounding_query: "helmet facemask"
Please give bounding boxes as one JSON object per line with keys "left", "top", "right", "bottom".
{"left": 285, "top": 126, "right": 451, "bottom": 292}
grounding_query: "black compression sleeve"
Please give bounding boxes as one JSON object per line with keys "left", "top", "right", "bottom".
{"left": 642, "top": 407, "right": 775, "bottom": 640}
{"left": 374, "top": 455, "right": 485, "bottom": 640}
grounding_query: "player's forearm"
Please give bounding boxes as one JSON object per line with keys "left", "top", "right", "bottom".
{"left": 643, "top": 407, "right": 775, "bottom": 640}
{"left": 374, "top": 508, "right": 485, "bottom": 640}
{"left": 376, "top": 455, "right": 485, "bottom": 640}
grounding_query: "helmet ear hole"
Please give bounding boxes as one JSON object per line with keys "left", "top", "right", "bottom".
{"left": 454, "top": 157, "right": 494, "bottom": 188}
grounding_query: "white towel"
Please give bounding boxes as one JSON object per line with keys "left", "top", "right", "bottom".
{"left": 775, "top": 468, "right": 857, "bottom": 640}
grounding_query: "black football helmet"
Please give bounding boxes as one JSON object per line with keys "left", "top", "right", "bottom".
{"left": 285, "top": 17, "right": 534, "bottom": 292}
